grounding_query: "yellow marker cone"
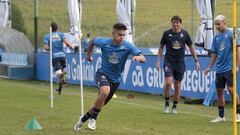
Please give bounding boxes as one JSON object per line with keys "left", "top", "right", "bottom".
{"left": 112, "top": 93, "right": 117, "bottom": 99}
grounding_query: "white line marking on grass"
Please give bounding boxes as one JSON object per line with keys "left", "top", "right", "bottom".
{"left": 112, "top": 100, "right": 217, "bottom": 119}
{"left": 28, "top": 85, "right": 234, "bottom": 121}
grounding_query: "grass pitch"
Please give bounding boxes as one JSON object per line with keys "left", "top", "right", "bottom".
{"left": 0, "top": 79, "right": 239, "bottom": 135}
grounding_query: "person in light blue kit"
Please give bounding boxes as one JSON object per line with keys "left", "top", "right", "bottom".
{"left": 204, "top": 15, "right": 240, "bottom": 123}
{"left": 74, "top": 23, "right": 146, "bottom": 131}
{"left": 82, "top": 33, "right": 92, "bottom": 52}
{"left": 43, "top": 22, "right": 75, "bottom": 95}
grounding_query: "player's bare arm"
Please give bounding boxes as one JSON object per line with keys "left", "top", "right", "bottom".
{"left": 237, "top": 46, "right": 240, "bottom": 71}
{"left": 86, "top": 40, "right": 94, "bottom": 62}
{"left": 189, "top": 45, "right": 200, "bottom": 71}
{"left": 63, "top": 39, "right": 75, "bottom": 49}
{"left": 204, "top": 52, "right": 217, "bottom": 75}
{"left": 156, "top": 46, "right": 164, "bottom": 71}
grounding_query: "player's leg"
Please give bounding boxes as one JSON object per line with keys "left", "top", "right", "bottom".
{"left": 227, "top": 85, "right": 240, "bottom": 122}
{"left": 55, "top": 69, "right": 63, "bottom": 94}
{"left": 84, "top": 83, "right": 119, "bottom": 131}
{"left": 87, "top": 75, "right": 120, "bottom": 130}
{"left": 225, "top": 71, "right": 240, "bottom": 122}
{"left": 164, "top": 77, "right": 172, "bottom": 113}
{"left": 74, "top": 72, "right": 111, "bottom": 131}
{"left": 74, "top": 86, "right": 110, "bottom": 131}
{"left": 53, "top": 58, "right": 64, "bottom": 95}
{"left": 86, "top": 85, "right": 110, "bottom": 130}
{"left": 163, "top": 63, "right": 173, "bottom": 113}
{"left": 211, "top": 72, "right": 226, "bottom": 122}
{"left": 172, "top": 80, "right": 181, "bottom": 114}
{"left": 104, "top": 83, "right": 119, "bottom": 105}
{"left": 171, "top": 64, "right": 185, "bottom": 114}
{"left": 57, "top": 57, "right": 67, "bottom": 94}
{"left": 91, "top": 85, "right": 110, "bottom": 118}
{"left": 60, "top": 57, "right": 67, "bottom": 84}
{"left": 217, "top": 88, "right": 225, "bottom": 115}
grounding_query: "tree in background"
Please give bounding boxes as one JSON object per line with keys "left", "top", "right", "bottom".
{"left": 11, "top": 3, "right": 26, "bottom": 34}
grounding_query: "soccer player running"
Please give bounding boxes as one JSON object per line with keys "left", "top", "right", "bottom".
{"left": 74, "top": 23, "right": 146, "bottom": 131}
{"left": 83, "top": 33, "right": 92, "bottom": 52}
{"left": 43, "top": 22, "right": 75, "bottom": 95}
{"left": 204, "top": 15, "right": 240, "bottom": 123}
{"left": 156, "top": 15, "right": 200, "bottom": 114}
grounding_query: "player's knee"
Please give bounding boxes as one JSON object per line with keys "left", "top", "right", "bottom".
{"left": 174, "top": 83, "right": 181, "bottom": 89}
{"left": 216, "top": 89, "right": 224, "bottom": 96}
{"left": 165, "top": 82, "right": 172, "bottom": 89}
{"left": 99, "top": 91, "right": 109, "bottom": 98}
{"left": 55, "top": 69, "right": 63, "bottom": 77}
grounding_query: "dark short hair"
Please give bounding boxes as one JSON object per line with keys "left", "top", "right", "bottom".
{"left": 51, "top": 22, "right": 58, "bottom": 32}
{"left": 171, "top": 15, "right": 182, "bottom": 23}
{"left": 87, "top": 33, "right": 91, "bottom": 38}
{"left": 113, "top": 23, "right": 127, "bottom": 30}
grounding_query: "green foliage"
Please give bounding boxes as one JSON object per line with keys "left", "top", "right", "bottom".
{"left": 11, "top": 3, "right": 27, "bottom": 34}
{"left": 11, "top": 0, "right": 240, "bottom": 47}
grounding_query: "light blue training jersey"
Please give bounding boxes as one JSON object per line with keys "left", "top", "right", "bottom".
{"left": 211, "top": 29, "right": 239, "bottom": 73}
{"left": 82, "top": 38, "right": 90, "bottom": 52}
{"left": 93, "top": 37, "right": 142, "bottom": 83}
{"left": 43, "top": 32, "right": 66, "bottom": 58}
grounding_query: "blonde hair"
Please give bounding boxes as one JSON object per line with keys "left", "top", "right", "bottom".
{"left": 214, "top": 15, "right": 226, "bottom": 22}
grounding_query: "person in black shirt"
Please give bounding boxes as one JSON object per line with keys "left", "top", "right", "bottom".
{"left": 156, "top": 15, "right": 200, "bottom": 114}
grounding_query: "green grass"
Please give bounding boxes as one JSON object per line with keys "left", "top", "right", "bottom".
{"left": 0, "top": 78, "right": 239, "bottom": 135}
{"left": 11, "top": 0, "right": 240, "bottom": 47}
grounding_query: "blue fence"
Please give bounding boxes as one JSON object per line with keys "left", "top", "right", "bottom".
{"left": 36, "top": 52, "right": 240, "bottom": 101}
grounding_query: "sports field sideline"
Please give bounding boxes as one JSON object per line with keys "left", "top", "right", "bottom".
{"left": 0, "top": 79, "right": 239, "bottom": 135}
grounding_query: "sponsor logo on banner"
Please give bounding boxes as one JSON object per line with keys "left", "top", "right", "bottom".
{"left": 66, "top": 57, "right": 95, "bottom": 82}
{"left": 124, "top": 64, "right": 215, "bottom": 94}
{"left": 64, "top": 55, "right": 216, "bottom": 94}
{"left": 38, "top": 53, "right": 238, "bottom": 101}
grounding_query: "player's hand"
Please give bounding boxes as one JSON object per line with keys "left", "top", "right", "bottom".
{"left": 156, "top": 61, "right": 160, "bottom": 71}
{"left": 204, "top": 67, "right": 211, "bottom": 75}
{"left": 43, "top": 44, "right": 49, "bottom": 51}
{"left": 87, "top": 55, "right": 93, "bottom": 62}
{"left": 133, "top": 55, "right": 145, "bottom": 63}
{"left": 44, "top": 48, "right": 50, "bottom": 51}
{"left": 71, "top": 44, "right": 75, "bottom": 49}
{"left": 195, "top": 61, "right": 200, "bottom": 71}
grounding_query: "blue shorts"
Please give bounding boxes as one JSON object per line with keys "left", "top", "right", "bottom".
{"left": 216, "top": 70, "right": 233, "bottom": 89}
{"left": 53, "top": 57, "right": 66, "bottom": 71}
{"left": 163, "top": 62, "right": 185, "bottom": 81}
{"left": 95, "top": 71, "right": 119, "bottom": 105}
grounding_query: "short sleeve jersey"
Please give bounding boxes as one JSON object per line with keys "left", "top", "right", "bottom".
{"left": 83, "top": 38, "right": 90, "bottom": 51}
{"left": 93, "top": 37, "right": 142, "bottom": 83}
{"left": 160, "top": 29, "right": 192, "bottom": 64}
{"left": 43, "top": 32, "right": 66, "bottom": 58}
{"left": 211, "top": 29, "right": 239, "bottom": 73}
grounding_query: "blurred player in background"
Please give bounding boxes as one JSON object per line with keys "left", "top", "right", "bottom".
{"left": 83, "top": 33, "right": 92, "bottom": 52}
{"left": 43, "top": 22, "right": 75, "bottom": 95}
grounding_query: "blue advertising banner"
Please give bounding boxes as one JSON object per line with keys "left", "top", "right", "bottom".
{"left": 36, "top": 52, "right": 240, "bottom": 101}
